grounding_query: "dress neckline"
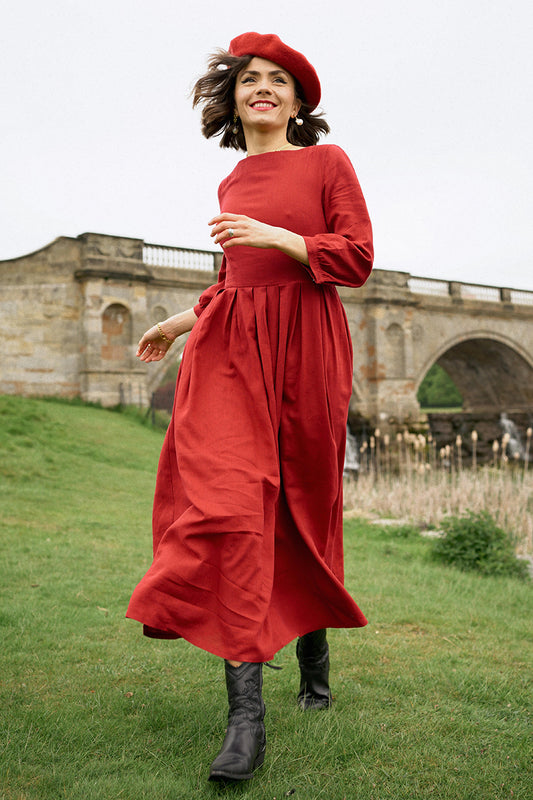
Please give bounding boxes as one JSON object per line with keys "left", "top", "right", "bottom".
{"left": 248, "top": 145, "right": 302, "bottom": 155}
{"left": 240, "top": 146, "right": 312, "bottom": 164}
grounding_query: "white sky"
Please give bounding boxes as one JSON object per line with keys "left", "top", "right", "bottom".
{"left": 2, "top": 0, "right": 532, "bottom": 289}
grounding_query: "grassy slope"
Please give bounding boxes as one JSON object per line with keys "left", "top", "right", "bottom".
{"left": 0, "top": 396, "right": 531, "bottom": 800}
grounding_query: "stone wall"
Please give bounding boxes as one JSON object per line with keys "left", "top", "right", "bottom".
{"left": 0, "top": 233, "right": 221, "bottom": 408}
{"left": 1, "top": 232, "right": 532, "bottom": 431}
{"left": 0, "top": 236, "right": 84, "bottom": 398}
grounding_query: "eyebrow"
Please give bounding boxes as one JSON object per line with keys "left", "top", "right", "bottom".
{"left": 240, "top": 69, "right": 289, "bottom": 78}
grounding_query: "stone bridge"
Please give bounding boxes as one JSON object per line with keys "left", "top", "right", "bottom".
{"left": 1, "top": 232, "right": 532, "bottom": 431}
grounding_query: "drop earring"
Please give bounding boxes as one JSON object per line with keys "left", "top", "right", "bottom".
{"left": 232, "top": 113, "right": 240, "bottom": 135}
{"left": 294, "top": 116, "right": 303, "bottom": 126}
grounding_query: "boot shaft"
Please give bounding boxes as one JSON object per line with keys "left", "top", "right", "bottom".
{"left": 224, "top": 661, "right": 265, "bottom": 724}
{"left": 296, "top": 629, "right": 332, "bottom": 710}
{"left": 296, "top": 628, "right": 328, "bottom": 662}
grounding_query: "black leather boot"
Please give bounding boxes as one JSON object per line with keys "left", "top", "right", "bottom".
{"left": 208, "top": 661, "right": 266, "bottom": 782}
{"left": 296, "top": 629, "right": 333, "bottom": 710}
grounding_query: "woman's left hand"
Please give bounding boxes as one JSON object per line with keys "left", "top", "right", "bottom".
{"left": 209, "top": 213, "right": 281, "bottom": 250}
{"left": 209, "top": 212, "right": 310, "bottom": 265}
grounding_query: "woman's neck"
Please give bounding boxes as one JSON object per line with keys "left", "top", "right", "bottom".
{"left": 243, "top": 129, "right": 299, "bottom": 157}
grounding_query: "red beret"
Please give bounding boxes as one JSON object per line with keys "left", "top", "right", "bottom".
{"left": 229, "top": 32, "right": 321, "bottom": 111}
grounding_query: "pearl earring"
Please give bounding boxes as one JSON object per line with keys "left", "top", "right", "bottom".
{"left": 232, "top": 113, "right": 240, "bottom": 135}
{"left": 294, "top": 116, "right": 303, "bottom": 126}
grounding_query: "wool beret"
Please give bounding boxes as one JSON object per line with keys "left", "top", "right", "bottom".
{"left": 229, "top": 32, "right": 321, "bottom": 111}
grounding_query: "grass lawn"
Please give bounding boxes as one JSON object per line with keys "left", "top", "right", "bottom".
{"left": 0, "top": 396, "right": 531, "bottom": 800}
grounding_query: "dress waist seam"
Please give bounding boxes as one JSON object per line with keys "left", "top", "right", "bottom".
{"left": 224, "top": 278, "right": 311, "bottom": 289}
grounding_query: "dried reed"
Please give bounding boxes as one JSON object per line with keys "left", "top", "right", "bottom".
{"left": 344, "top": 427, "right": 533, "bottom": 556}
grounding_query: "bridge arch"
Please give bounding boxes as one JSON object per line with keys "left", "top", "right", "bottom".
{"left": 416, "top": 331, "right": 533, "bottom": 413}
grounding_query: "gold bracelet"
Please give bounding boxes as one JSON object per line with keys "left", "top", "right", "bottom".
{"left": 157, "top": 322, "right": 173, "bottom": 344}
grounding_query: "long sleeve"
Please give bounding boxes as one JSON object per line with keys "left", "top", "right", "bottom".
{"left": 302, "top": 145, "right": 373, "bottom": 288}
{"left": 193, "top": 256, "right": 227, "bottom": 317}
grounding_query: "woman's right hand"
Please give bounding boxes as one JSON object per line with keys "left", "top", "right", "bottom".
{"left": 136, "top": 324, "right": 175, "bottom": 362}
{"left": 136, "top": 309, "right": 198, "bottom": 363}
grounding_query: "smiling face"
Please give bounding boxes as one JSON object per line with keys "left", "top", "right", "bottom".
{"left": 234, "top": 56, "right": 301, "bottom": 139}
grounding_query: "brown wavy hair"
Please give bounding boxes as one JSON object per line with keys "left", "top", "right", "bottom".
{"left": 191, "top": 49, "right": 330, "bottom": 151}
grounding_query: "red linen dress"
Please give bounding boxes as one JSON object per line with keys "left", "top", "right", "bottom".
{"left": 127, "top": 144, "right": 373, "bottom": 662}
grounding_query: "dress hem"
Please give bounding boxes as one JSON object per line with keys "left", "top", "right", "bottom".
{"left": 126, "top": 615, "right": 368, "bottom": 663}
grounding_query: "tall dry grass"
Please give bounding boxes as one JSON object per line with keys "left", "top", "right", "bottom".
{"left": 344, "top": 427, "right": 533, "bottom": 555}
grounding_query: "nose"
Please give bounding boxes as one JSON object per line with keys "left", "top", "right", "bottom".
{"left": 254, "top": 78, "right": 272, "bottom": 94}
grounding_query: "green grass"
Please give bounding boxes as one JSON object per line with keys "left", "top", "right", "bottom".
{"left": 1, "top": 396, "right": 531, "bottom": 800}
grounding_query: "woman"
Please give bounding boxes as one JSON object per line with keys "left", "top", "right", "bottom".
{"left": 127, "top": 32, "right": 373, "bottom": 783}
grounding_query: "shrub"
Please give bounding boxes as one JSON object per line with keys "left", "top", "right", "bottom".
{"left": 432, "top": 510, "right": 529, "bottom": 579}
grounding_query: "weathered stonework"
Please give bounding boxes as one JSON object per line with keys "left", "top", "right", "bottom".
{"left": 1, "top": 232, "right": 532, "bottom": 430}
{"left": 342, "top": 270, "right": 533, "bottom": 428}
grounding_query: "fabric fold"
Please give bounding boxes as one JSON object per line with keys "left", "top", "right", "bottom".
{"left": 127, "top": 145, "right": 372, "bottom": 661}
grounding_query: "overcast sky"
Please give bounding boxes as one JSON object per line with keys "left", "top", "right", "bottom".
{"left": 2, "top": 0, "right": 532, "bottom": 289}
